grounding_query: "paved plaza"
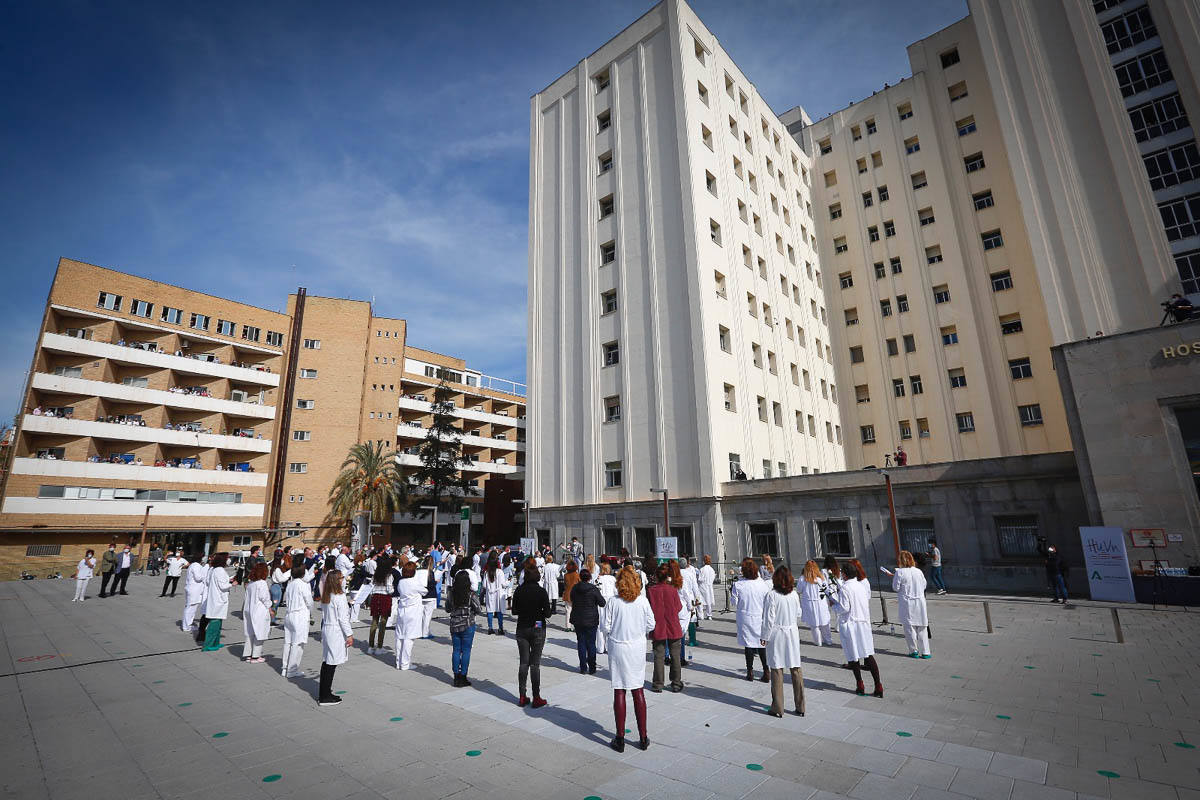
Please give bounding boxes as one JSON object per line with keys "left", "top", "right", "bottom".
{"left": 2, "top": 575, "right": 1199, "bottom": 800}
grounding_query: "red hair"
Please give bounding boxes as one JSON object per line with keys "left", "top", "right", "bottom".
{"left": 846, "top": 559, "right": 867, "bottom": 581}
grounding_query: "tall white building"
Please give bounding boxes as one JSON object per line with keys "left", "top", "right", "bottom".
{"left": 527, "top": 0, "right": 844, "bottom": 558}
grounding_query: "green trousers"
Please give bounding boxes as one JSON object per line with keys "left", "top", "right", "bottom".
{"left": 202, "top": 618, "right": 224, "bottom": 651}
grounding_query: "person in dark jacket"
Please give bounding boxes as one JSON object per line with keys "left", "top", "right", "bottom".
{"left": 569, "top": 569, "right": 607, "bottom": 674}
{"left": 510, "top": 563, "right": 551, "bottom": 707}
{"left": 646, "top": 563, "right": 683, "bottom": 693}
{"left": 1046, "top": 546, "right": 1069, "bottom": 604}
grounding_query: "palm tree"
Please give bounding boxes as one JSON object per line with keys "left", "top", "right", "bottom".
{"left": 327, "top": 441, "right": 409, "bottom": 531}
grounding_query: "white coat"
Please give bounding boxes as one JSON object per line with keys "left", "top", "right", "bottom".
{"left": 334, "top": 553, "right": 354, "bottom": 575}
{"left": 760, "top": 590, "right": 803, "bottom": 669}
{"left": 185, "top": 562, "right": 208, "bottom": 605}
{"left": 165, "top": 556, "right": 186, "bottom": 578}
{"left": 76, "top": 558, "right": 95, "bottom": 580}
{"left": 832, "top": 578, "right": 875, "bottom": 662}
{"left": 731, "top": 578, "right": 770, "bottom": 647}
{"left": 697, "top": 564, "right": 716, "bottom": 607}
{"left": 242, "top": 579, "right": 272, "bottom": 642}
{"left": 482, "top": 571, "right": 508, "bottom": 613}
{"left": 677, "top": 582, "right": 695, "bottom": 631}
{"left": 681, "top": 566, "right": 700, "bottom": 603}
{"left": 203, "top": 567, "right": 231, "bottom": 619}
{"left": 283, "top": 578, "right": 313, "bottom": 644}
{"left": 799, "top": 579, "right": 831, "bottom": 628}
{"left": 320, "top": 593, "right": 353, "bottom": 666}
{"left": 541, "top": 562, "right": 561, "bottom": 601}
{"left": 603, "top": 595, "right": 655, "bottom": 690}
{"left": 393, "top": 576, "right": 426, "bottom": 640}
{"left": 595, "top": 573, "right": 617, "bottom": 601}
{"left": 892, "top": 567, "right": 928, "bottom": 627}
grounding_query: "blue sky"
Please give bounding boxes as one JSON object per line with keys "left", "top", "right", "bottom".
{"left": 0, "top": 0, "right": 966, "bottom": 417}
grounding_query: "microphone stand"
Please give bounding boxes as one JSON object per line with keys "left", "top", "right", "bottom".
{"left": 866, "top": 524, "right": 891, "bottom": 630}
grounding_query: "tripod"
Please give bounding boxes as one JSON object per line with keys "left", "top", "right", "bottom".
{"left": 1149, "top": 541, "right": 1167, "bottom": 609}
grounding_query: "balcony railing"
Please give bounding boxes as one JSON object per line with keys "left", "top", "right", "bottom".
{"left": 11, "top": 456, "right": 268, "bottom": 486}
{"left": 31, "top": 373, "right": 276, "bottom": 419}
{"left": 40, "top": 332, "right": 280, "bottom": 387}
{"left": 21, "top": 414, "right": 272, "bottom": 453}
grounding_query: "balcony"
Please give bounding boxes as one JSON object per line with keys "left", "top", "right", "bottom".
{"left": 40, "top": 332, "right": 280, "bottom": 387}
{"left": 393, "top": 451, "right": 522, "bottom": 475}
{"left": 395, "top": 424, "right": 524, "bottom": 452}
{"left": 31, "top": 373, "right": 275, "bottom": 419}
{"left": 22, "top": 414, "right": 272, "bottom": 453}
{"left": 11, "top": 457, "right": 268, "bottom": 487}
{"left": 2, "top": 495, "right": 264, "bottom": 518}
{"left": 397, "top": 396, "right": 525, "bottom": 428}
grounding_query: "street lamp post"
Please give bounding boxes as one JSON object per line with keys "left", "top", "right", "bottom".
{"left": 512, "top": 498, "right": 529, "bottom": 544}
{"left": 135, "top": 504, "right": 154, "bottom": 573}
{"left": 876, "top": 469, "right": 901, "bottom": 559}
{"left": 650, "top": 488, "right": 669, "bottom": 560}
{"left": 419, "top": 505, "right": 439, "bottom": 548}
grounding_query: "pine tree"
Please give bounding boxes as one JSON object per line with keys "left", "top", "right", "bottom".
{"left": 409, "top": 381, "right": 476, "bottom": 539}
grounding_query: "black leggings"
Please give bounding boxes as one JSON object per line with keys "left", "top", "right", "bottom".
{"left": 849, "top": 655, "right": 882, "bottom": 687}
{"left": 516, "top": 626, "right": 546, "bottom": 697}
{"left": 744, "top": 647, "right": 767, "bottom": 672}
{"left": 161, "top": 576, "right": 179, "bottom": 596}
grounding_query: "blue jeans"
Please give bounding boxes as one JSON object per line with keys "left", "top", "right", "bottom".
{"left": 931, "top": 566, "right": 946, "bottom": 591}
{"left": 451, "top": 625, "right": 476, "bottom": 676}
{"left": 1052, "top": 574, "right": 1068, "bottom": 602}
{"left": 575, "top": 625, "right": 597, "bottom": 670}
{"left": 486, "top": 611, "right": 504, "bottom": 631}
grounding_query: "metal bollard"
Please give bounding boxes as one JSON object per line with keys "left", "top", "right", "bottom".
{"left": 983, "top": 601, "right": 994, "bottom": 634}
{"left": 1111, "top": 607, "right": 1125, "bottom": 644}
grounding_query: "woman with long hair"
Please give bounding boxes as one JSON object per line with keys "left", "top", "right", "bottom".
{"left": 697, "top": 555, "right": 716, "bottom": 620}
{"left": 269, "top": 552, "right": 290, "bottom": 617}
{"left": 822, "top": 554, "right": 843, "bottom": 633}
{"left": 281, "top": 561, "right": 312, "bottom": 678}
{"left": 760, "top": 554, "right": 775, "bottom": 582}
{"left": 482, "top": 555, "right": 508, "bottom": 635}
{"left": 594, "top": 561, "right": 617, "bottom": 654}
{"left": 671, "top": 559, "right": 697, "bottom": 664}
{"left": 799, "top": 560, "right": 833, "bottom": 646}
{"left": 417, "top": 555, "right": 438, "bottom": 639}
{"left": 831, "top": 559, "right": 883, "bottom": 698}
{"left": 760, "top": 566, "right": 805, "bottom": 717}
{"left": 200, "top": 553, "right": 231, "bottom": 651}
{"left": 569, "top": 568, "right": 606, "bottom": 674}
{"left": 318, "top": 570, "right": 353, "bottom": 705}
{"left": 732, "top": 557, "right": 770, "bottom": 681}
{"left": 366, "top": 556, "right": 395, "bottom": 655}
{"left": 511, "top": 562, "right": 551, "bottom": 707}
{"left": 882, "top": 551, "right": 930, "bottom": 658}
{"left": 393, "top": 561, "right": 425, "bottom": 670}
{"left": 647, "top": 562, "right": 683, "bottom": 692}
{"left": 242, "top": 563, "right": 272, "bottom": 662}
{"left": 603, "top": 566, "right": 655, "bottom": 752}
{"left": 562, "top": 560, "right": 580, "bottom": 632}
{"left": 445, "top": 569, "right": 482, "bottom": 686}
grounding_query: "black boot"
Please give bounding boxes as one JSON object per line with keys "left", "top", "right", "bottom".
{"left": 318, "top": 663, "right": 340, "bottom": 705}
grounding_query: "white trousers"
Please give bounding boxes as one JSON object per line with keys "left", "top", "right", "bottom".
{"left": 73, "top": 578, "right": 88, "bottom": 601}
{"left": 396, "top": 637, "right": 415, "bottom": 670}
{"left": 421, "top": 600, "right": 435, "bottom": 638}
{"left": 244, "top": 632, "right": 264, "bottom": 659}
{"left": 597, "top": 627, "right": 607, "bottom": 654}
{"left": 809, "top": 624, "right": 832, "bottom": 646}
{"left": 282, "top": 614, "right": 308, "bottom": 675}
{"left": 903, "top": 623, "right": 930, "bottom": 656}
{"left": 700, "top": 601, "right": 713, "bottom": 620}
{"left": 182, "top": 601, "right": 202, "bottom": 631}
{"left": 350, "top": 582, "right": 373, "bottom": 617}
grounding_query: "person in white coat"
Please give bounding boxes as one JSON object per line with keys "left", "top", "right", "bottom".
{"left": 882, "top": 551, "right": 930, "bottom": 658}
{"left": 281, "top": 562, "right": 312, "bottom": 677}
{"left": 672, "top": 560, "right": 697, "bottom": 664}
{"left": 200, "top": 553, "right": 232, "bottom": 651}
{"left": 481, "top": 557, "right": 508, "bottom": 634}
{"left": 821, "top": 555, "right": 844, "bottom": 634}
{"left": 72, "top": 549, "right": 96, "bottom": 602}
{"left": 416, "top": 555, "right": 438, "bottom": 639}
{"left": 799, "top": 560, "right": 833, "bottom": 646}
{"left": 242, "top": 564, "right": 272, "bottom": 662}
{"left": 541, "top": 554, "right": 562, "bottom": 616}
{"left": 160, "top": 551, "right": 187, "bottom": 598}
{"left": 317, "top": 570, "right": 353, "bottom": 705}
{"left": 697, "top": 555, "right": 716, "bottom": 620}
{"left": 830, "top": 559, "right": 883, "bottom": 698}
{"left": 349, "top": 553, "right": 376, "bottom": 619}
{"left": 183, "top": 556, "right": 208, "bottom": 633}
{"left": 602, "top": 566, "right": 655, "bottom": 753}
{"left": 594, "top": 562, "right": 617, "bottom": 653}
{"left": 759, "top": 565, "right": 806, "bottom": 717}
{"left": 393, "top": 561, "right": 426, "bottom": 670}
{"left": 731, "top": 558, "right": 771, "bottom": 682}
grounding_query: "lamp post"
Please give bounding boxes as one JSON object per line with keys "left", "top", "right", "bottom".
{"left": 135, "top": 504, "right": 154, "bottom": 573}
{"left": 419, "top": 505, "right": 439, "bottom": 548}
{"left": 876, "top": 469, "right": 901, "bottom": 559}
{"left": 650, "top": 488, "right": 669, "bottom": 560}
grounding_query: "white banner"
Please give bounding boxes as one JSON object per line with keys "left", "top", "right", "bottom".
{"left": 1079, "top": 526, "right": 1136, "bottom": 603}
{"left": 520, "top": 537, "right": 537, "bottom": 555}
{"left": 656, "top": 537, "right": 678, "bottom": 560}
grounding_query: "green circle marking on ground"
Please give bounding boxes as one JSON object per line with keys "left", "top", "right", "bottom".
{"left": 624, "top": 728, "right": 631, "bottom": 734}
{"left": 996, "top": 715, "right": 1012, "bottom": 720}
{"left": 1097, "top": 770, "right": 1120, "bottom": 779}
{"left": 390, "top": 716, "right": 403, "bottom": 722}
{"left": 980, "top": 644, "right": 989, "bottom": 647}
{"left": 745, "top": 764, "right": 763, "bottom": 771}
{"left": 132, "top": 664, "right": 143, "bottom": 668}
{"left": 177, "top": 702, "right": 192, "bottom": 707}
{"left": 584, "top": 796, "right": 603, "bottom": 800}
{"left": 1092, "top": 692, "right": 1105, "bottom": 697}
{"left": 1023, "top": 666, "right": 1036, "bottom": 670}
{"left": 1147, "top": 678, "right": 1161, "bottom": 683}
{"left": 466, "top": 750, "right": 482, "bottom": 757}
{"left": 1175, "top": 742, "right": 1196, "bottom": 749}
{"left": 152, "top": 680, "right": 164, "bottom": 684}
{"left": 212, "top": 732, "right": 228, "bottom": 738}
{"left": 950, "top": 675, "right": 963, "bottom": 679}
{"left": 114, "top": 651, "right": 126, "bottom": 655}
{"left": 1092, "top": 653, "right": 1102, "bottom": 657}
{"left": 262, "top": 775, "right": 282, "bottom": 783}
{"left": 335, "top": 690, "right": 346, "bottom": 695}
{"left": 896, "top": 731, "right": 913, "bottom": 737}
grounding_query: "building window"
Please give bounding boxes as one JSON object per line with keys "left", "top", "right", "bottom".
{"left": 266, "top": 331, "right": 284, "bottom": 347}
{"left": 911, "top": 171, "right": 928, "bottom": 190}
{"left": 292, "top": 430, "right": 311, "bottom": 441}
{"left": 599, "top": 194, "right": 615, "bottom": 219}
{"left": 889, "top": 257, "right": 903, "bottom": 275}
{"left": 1019, "top": 404, "right": 1044, "bottom": 427}
{"left": 1101, "top": 5, "right": 1157, "bottom": 54}
{"left": 877, "top": 184, "right": 889, "bottom": 202}
{"left": 756, "top": 396, "right": 768, "bottom": 423}
{"left": 926, "top": 246, "right": 943, "bottom": 265}
{"left": 941, "top": 326, "right": 959, "bottom": 345}
{"left": 288, "top": 463, "right": 307, "bottom": 474}
{"left": 897, "top": 102, "right": 913, "bottom": 121}
{"left": 600, "top": 241, "right": 616, "bottom": 265}
{"left": 973, "top": 190, "right": 995, "bottom": 211}
{"left": 97, "top": 291, "right": 122, "bottom": 311}
{"left": 1129, "top": 93, "right": 1189, "bottom": 143}
{"left": 855, "top": 384, "right": 870, "bottom": 404}
{"left": 884, "top": 220, "right": 896, "bottom": 237}
{"left": 604, "top": 395, "right": 621, "bottom": 422}
{"left": 956, "top": 412, "right": 976, "bottom": 433}
{"left": 910, "top": 374, "right": 923, "bottom": 394}
{"left": 903, "top": 334, "right": 917, "bottom": 353}
{"left": 1144, "top": 142, "right": 1200, "bottom": 191}
{"left": 919, "top": 208, "right": 935, "bottom": 226}
{"left": 857, "top": 157, "right": 867, "bottom": 174}
{"left": 964, "top": 152, "right": 986, "bottom": 173}
{"left": 750, "top": 522, "right": 779, "bottom": 557}
{"left": 866, "top": 118, "right": 877, "bottom": 135}
{"left": 604, "top": 461, "right": 623, "bottom": 488}
{"left": 949, "top": 368, "right": 967, "bottom": 388}
{"left": 868, "top": 225, "right": 879, "bottom": 242}
{"left": 893, "top": 378, "right": 906, "bottom": 397}
{"left": 860, "top": 425, "right": 876, "bottom": 444}
{"left": 723, "top": 383, "right": 737, "bottom": 412}
{"left": 916, "top": 418, "right": 930, "bottom": 438}
{"left": 751, "top": 343, "right": 763, "bottom": 368}
{"left": 834, "top": 237, "right": 848, "bottom": 254}
{"left": 839, "top": 272, "right": 854, "bottom": 289}
{"left": 991, "top": 270, "right": 1014, "bottom": 291}
{"left": 1159, "top": 193, "right": 1200, "bottom": 241}
{"left": 297, "top": 399, "right": 314, "bottom": 409}
{"left": 710, "top": 219, "right": 722, "bottom": 246}
{"left": 905, "top": 137, "right": 920, "bottom": 154}
{"left": 602, "top": 341, "right": 619, "bottom": 366}
{"left": 300, "top": 368, "right": 317, "bottom": 378}
{"left": 302, "top": 339, "right": 321, "bottom": 350}
{"left": 601, "top": 290, "right": 618, "bottom": 314}
{"left": 1009, "top": 357, "right": 1033, "bottom": 380}
{"left": 706, "top": 170, "right": 718, "bottom": 197}
{"left": 819, "top": 138, "right": 832, "bottom": 155}
{"left": 714, "top": 270, "right": 727, "bottom": 298}
{"left": 817, "top": 519, "right": 852, "bottom": 557}
{"left": 849, "top": 346, "right": 865, "bottom": 364}
{"left": 595, "top": 69, "right": 610, "bottom": 92}
{"left": 772, "top": 401, "right": 783, "bottom": 427}
{"left": 596, "top": 109, "right": 611, "bottom": 133}
{"left": 598, "top": 151, "right": 613, "bottom": 173}
{"left": 899, "top": 420, "right": 912, "bottom": 440}
{"left": 1000, "top": 314, "right": 1024, "bottom": 335}
{"left": 996, "top": 515, "right": 1040, "bottom": 558}
{"left": 948, "top": 81, "right": 968, "bottom": 102}
{"left": 829, "top": 202, "right": 842, "bottom": 220}
{"left": 241, "top": 325, "right": 260, "bottom": 342}
{"left": 130, "top": 299, "right": 153, "bottom": 318}
{"left": 880, "top": 299, "right": 893, "bottom": 318}
{"left": 845, "top": 308, "right": 859, "bottom": 326}
{"left": 940, "top": 48, "right": 960, "bottom": 68}
{"left": 188, "top": 313, "right": 209, "bottom": 331}
{"left": 1176, "top": 250, "right": 1200, "bottom": 294}
{"left": 981, "top": 230, "right": 1004, "bottom": 250}
{"left": 933, "top": 285, "right": 951, "bottom": 304}
{"left": 1115, "top": 49, "right": 1173, "bottom": 98}
{"left": 956, "top": 116, "right": 977, "bottom": 137}
{"left": 217, "top": 319, "right": 235, "bottom": 336}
